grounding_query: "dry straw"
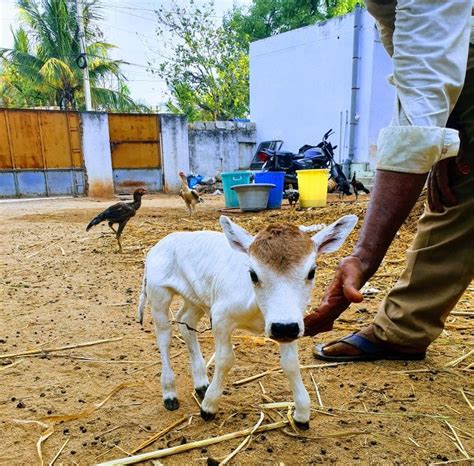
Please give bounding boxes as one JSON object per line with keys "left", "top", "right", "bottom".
{"left": 445, "top": 422, "right": 470, "bottom": 459}
{"left": 0, "top": 360, "right": 22, "bottom": 371}
{"left": 48, "top": 438, "right": 69, "bottom": 466}
{"left": 233, "top": 361, "right": 350, "bottom": 386}
{"left": 40, "top": 381, "right": 142, "bottom": 423}
{"left": 36, "top": 426, "right": 53, "bottom": 466}
{"left": 220, "top": 412, "right": 265, "bottom": 465}
{"left": 444, "top": 349, "right": 473, "bottom": 368}
{"left": 97, "top": 420, "right": 289, "bottom": 465}
{"left": 460, "top": 389, "right": 473, "bottom": 411}
{"left": 130, "top": 415, "right": 189, "bottom": 454}
{"left": 0, "top": 337, "right": 123, "bottom": 360}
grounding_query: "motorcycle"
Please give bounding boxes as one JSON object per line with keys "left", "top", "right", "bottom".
{"left": 260, "top": 129, "right": 351, "bottom": 195}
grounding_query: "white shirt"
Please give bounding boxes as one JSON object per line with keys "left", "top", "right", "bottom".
{"left": 365, "top": 0, "right": 473, "bottom": 173}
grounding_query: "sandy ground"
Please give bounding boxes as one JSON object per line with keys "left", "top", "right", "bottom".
{"left": 0, "top": 193, "right": 473, "bottom": 465}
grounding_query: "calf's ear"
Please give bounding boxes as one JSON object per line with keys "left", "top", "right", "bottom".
{"left": 220, "top": 216, "right": 254, "bottom": 254}
{"left": 311, "top": 214, "right": 358, "bottom": 254}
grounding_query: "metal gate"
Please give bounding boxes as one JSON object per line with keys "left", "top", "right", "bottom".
{"left": 0, "top": 109, "right": 84, "bottom": 198}
{"left": 108, "top": 113, "right": 162, "bottom": 193}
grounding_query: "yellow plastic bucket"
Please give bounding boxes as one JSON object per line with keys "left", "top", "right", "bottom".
{"left": 296, "top": 169, "right": 329, "bottom": 207}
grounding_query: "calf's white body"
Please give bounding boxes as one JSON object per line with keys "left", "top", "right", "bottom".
{"left": 138, "top": 215, "right": 357, "bottom": 427}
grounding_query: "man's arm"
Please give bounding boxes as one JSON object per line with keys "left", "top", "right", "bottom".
{"left": 304, "top": 170, "right": 426, "bottom": 335}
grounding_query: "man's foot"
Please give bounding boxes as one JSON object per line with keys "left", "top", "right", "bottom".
{"left": 313, "top": 325, "right": 426, "bottom": 362}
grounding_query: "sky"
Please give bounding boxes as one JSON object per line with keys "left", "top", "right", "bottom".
{"left": 0, "top": 0, "right": 252, "bottom": 107}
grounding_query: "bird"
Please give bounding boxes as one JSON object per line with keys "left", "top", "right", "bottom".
{"left": 327, "top": 176, "right": 351, "bottom": 199}
{"left": 327, "top": 178, "right": 337, "bottom": 193}
{"left": 178, "top": 171, "right": 203, "bottom": 216}
{"left": 285, "top": 184, "right": 300, "bottom": 207}
{"left": 86, "top": 188, "right": 147, "bottom": 252}
{"left": 351, "top": 172, "right": 370, "bottom": 201}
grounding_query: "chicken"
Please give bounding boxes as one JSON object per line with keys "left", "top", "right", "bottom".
{"left": 328, "top": 177, "right": 351, "bottom": 198}
{"left": 86, "top": 188, "right": 147, "bottom": 252}
{"left": 285, "top": 184, "right": 300, "bottom": 207}
{"left": 351, "top": 172, "right": 370, "bottom": 201}
{"left": 178, "top": 171, "right": 203, "bottom": 216}
{"left": 327, "top": 178, "right": 337, "bottom": 193}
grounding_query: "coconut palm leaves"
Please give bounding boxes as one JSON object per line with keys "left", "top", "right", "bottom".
{"left": 0, "top": 0, "right": 145, "bottom": 111}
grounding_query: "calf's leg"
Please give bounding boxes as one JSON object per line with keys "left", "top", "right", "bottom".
{"left": 280, "top": 341, "right": 311, "bottom": 429}
{"left": 176, "top": 303, "right": 209, "bottom": 399}
{"left": 150, "top": 288, "right": 179, "bottom": 410}
{"left": 201, "top": 323, "right": 235, "bottom": 420}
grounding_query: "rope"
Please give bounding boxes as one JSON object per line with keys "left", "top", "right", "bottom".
{"left": 170, "top": 319, "right": 213, "bottom": 334}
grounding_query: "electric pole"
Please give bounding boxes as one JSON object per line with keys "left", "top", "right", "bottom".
{"left": 75, "top": 0, "right": 93, "bottom": 111}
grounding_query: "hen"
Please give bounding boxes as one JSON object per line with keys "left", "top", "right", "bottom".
{"left": 351, "top": 173, "right": 370, "bottom": 201}
{"left": 86, "top": 188, "right": 147, "bottom": 252}
{"left": 285, "top": 184, "right": 300, "bottom": 207}
{"left": 179, "top": 171, "right": 203, "bottom": 216}
{"left": 327, "top": 178, "right": 337, "bottom": 193}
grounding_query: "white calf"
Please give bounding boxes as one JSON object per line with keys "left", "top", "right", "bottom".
{"left": 138, "top": 214, "right": 357, "bottom": 429}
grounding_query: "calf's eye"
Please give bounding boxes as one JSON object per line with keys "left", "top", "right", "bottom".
{"left": 307, "top": 267, "right": 316, "bottom": 280}
{"left": 249, "top": 270, "right": 259, "bottom": 284}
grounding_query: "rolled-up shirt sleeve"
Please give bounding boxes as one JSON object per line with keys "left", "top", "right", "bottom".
{"left": 377, "top": 126, "right": 461, "bottom": 174}
{"left": 366, "top": 0, "right": 472, "bottom": 174}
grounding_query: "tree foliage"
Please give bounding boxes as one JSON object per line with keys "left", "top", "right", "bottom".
{"left": 0, "top": 0, "right": 146, "bottom": 111}
{"left": 154, "top": 0, "right": 358, "bottom": 121}
{"left": 152, "top": 0, "right": 249, "bottom": 121}
{"left": 225, "top": 0, "right": 360, "bottom": 43}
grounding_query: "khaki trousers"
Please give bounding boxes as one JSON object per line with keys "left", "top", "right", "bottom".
{"left": 373, "top": 50, "right": 474, "bottom": 349}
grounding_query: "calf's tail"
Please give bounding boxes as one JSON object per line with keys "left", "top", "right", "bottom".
{"left": 137, "top": 269, "right": 147, "bottom": 325}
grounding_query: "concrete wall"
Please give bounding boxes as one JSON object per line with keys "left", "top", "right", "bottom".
{"left": 250, "top": 14, "right": 354, "bottom": 155}
{"left": 188, "top": 121, "right": 256, "bottom": 176}
{"left": 113, "top": 168, "right": 162, "bottom": 193}
{"left": 249, "top": 9, "right": 395, "bottom": 169}
{"left": 0, "top": 169, "right": 85, "bottom": 198}
{"left": 80, "top": 113, "right": 115, "bottom": 198}
{"left": 1, "top": 110, "right": 257, "bottom": 198}
{"left": 160, "top": 114, "right": 190, "bottom": 193}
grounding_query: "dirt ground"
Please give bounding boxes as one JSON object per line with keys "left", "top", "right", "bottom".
{"left": 1, "top": 193, "right": 473, "bottom": 465}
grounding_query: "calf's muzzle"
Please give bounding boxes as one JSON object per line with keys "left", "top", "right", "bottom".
{"left": 270, "top": 322, "right": 300, "bottom": 341}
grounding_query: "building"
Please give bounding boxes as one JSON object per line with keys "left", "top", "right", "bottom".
{"left": 249, "top": 6, "right": 395, "bottom": 175}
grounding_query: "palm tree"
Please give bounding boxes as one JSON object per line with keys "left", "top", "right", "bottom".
{"left": 0, "top": 0, "right": 146, "bottom": 111}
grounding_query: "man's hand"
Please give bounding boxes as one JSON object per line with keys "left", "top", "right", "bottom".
{"left": 304, "top": 169, "right": 427, "bottom": 337}
{"left": 428, "top": 148, "right": 470, "bottom": 213}
{"left": 304, "top": 256, "right": 366, "bottom": 336}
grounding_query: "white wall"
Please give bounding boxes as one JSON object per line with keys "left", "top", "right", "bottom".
{"left": 160, "top": 114, "right": 190, "bottom": 193}
{"left": 250, "top": 14, "right": 354, "bottom": 155}
{"left": 81, "top": 113, "right": 114, "bottom": 198}
{"left": 188, "top": 121, "right": 256, "bottom": 176}
{"left": 250, "top": 9, "right": 395, "bottom": 168}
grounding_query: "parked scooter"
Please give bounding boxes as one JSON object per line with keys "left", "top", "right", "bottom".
{"left": 260, "top": 129, "right": 351, "bottom": 195}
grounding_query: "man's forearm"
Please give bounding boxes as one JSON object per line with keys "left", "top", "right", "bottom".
{"left": 352, "top": 170, "right": 427, "bottom": 278}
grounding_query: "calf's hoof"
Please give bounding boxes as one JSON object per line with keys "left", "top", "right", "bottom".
{"left": 195, "top": 385, "right": 209, "bottom": 401}
{"left": 164, "top": 397, "right": 180, "bottom": 411}
{"left": 200, "top": 408, "right": 216, "bottom": 421}
{"left": 294, "top": 420, "right": 310, "bottom": 431}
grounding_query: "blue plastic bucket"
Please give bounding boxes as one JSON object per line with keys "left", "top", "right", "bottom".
{"left": 221, "top": 171, "right": 252, "bottom": 208}
{"left": 254, "top": 171, "right": 285, "bottom": 209}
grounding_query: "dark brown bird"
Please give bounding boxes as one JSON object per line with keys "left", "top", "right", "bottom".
{"left": 351, "top": 173, "right": 370, "bottom": 201}
{"left": 86, "top": 188, "right": 147, "bottom": 252}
